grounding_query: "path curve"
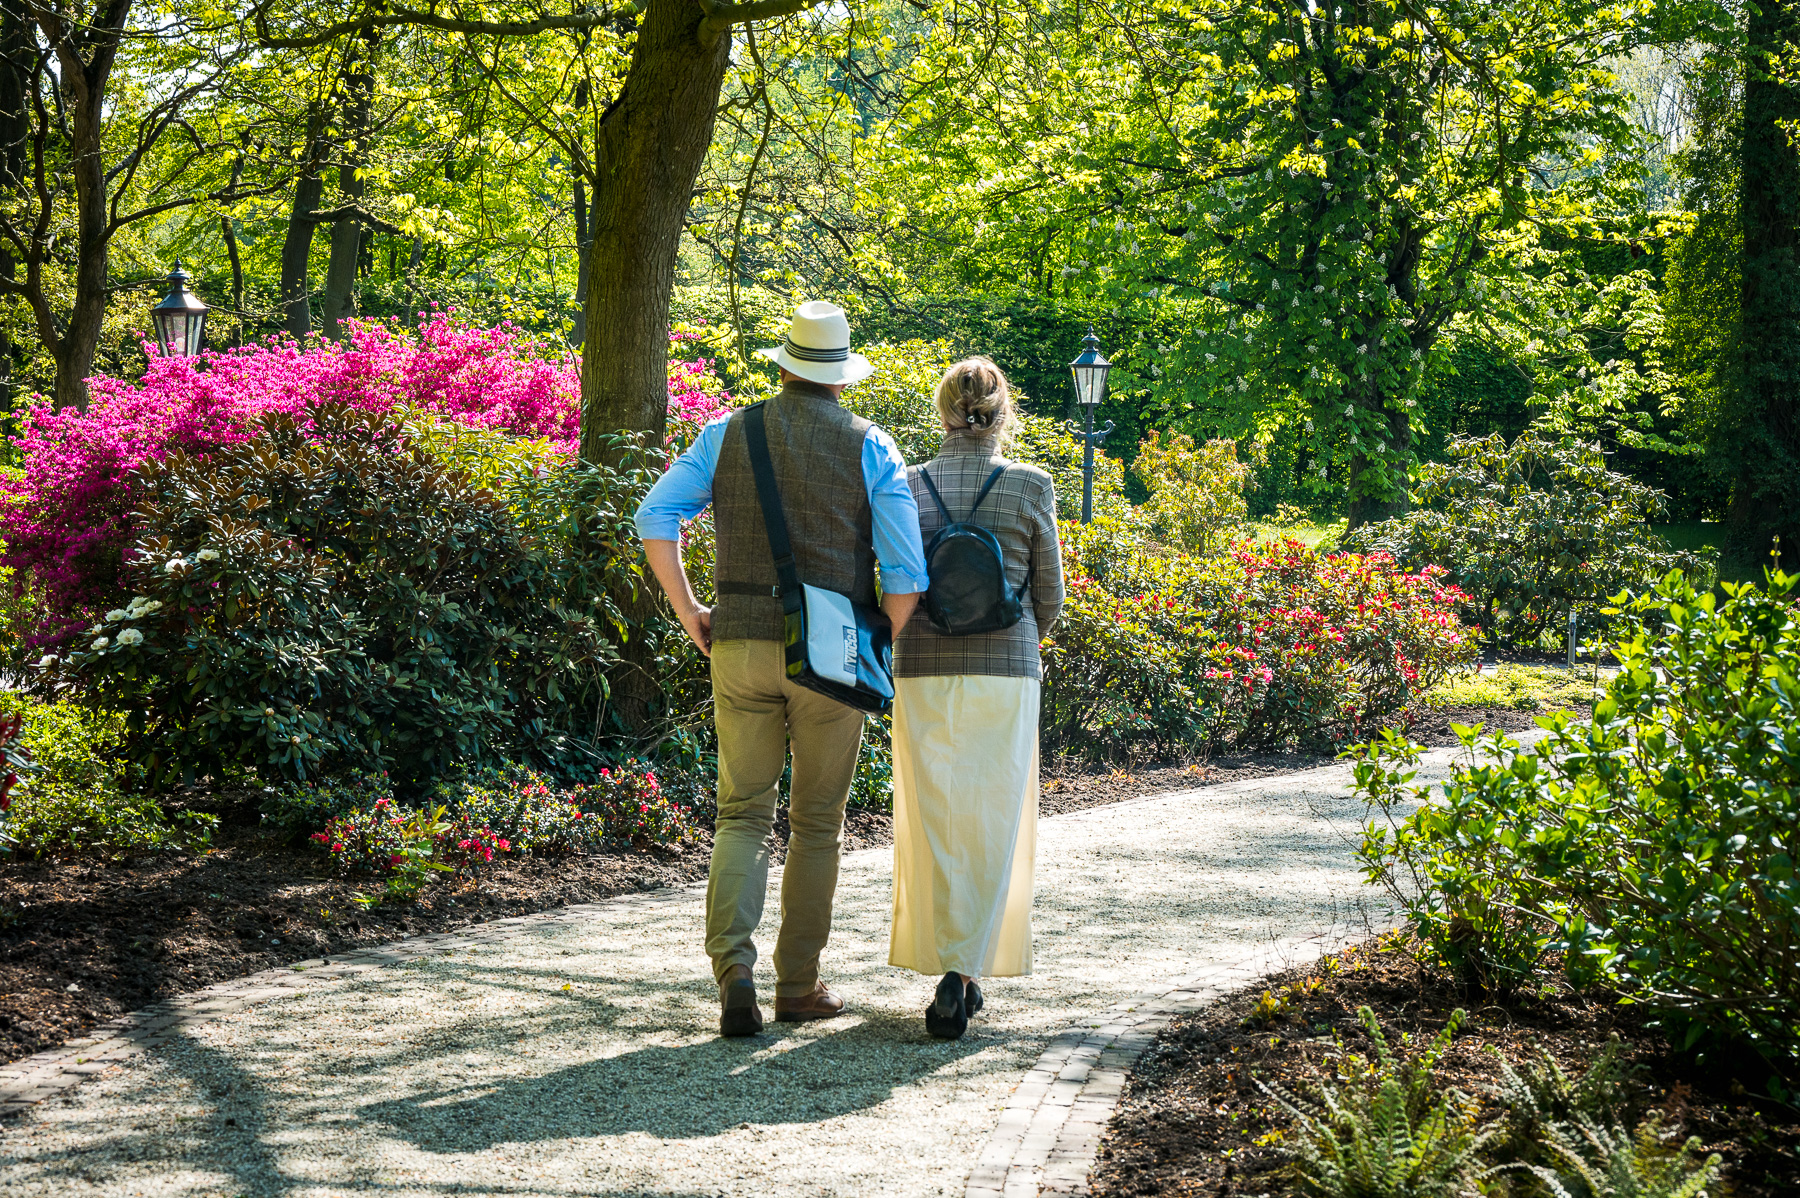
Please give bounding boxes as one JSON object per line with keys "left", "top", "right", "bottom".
{"left": 0, "top": 741, "right": 1514, "bottom": 1197}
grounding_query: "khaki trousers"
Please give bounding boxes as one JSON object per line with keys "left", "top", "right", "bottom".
{"left": 706, "top": 638, "right": 866, "bottom": 997}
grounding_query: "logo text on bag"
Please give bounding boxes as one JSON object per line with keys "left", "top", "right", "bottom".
{"left": 842, "top": 627, "right": 858, "bottom": 674}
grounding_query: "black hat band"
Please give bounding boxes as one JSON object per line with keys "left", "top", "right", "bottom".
{"left": 784, "top": 336, "right": 850, "bottom": 363}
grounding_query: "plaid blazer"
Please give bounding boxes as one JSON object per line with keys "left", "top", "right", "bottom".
{"left": 893, "top": 430, "right": 1065, "bottom": 680}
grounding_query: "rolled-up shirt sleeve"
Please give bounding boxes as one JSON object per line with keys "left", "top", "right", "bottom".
{"left": 633, "top": 416, "right": 730, "bottom": 541}
{"left": 862, "top": 428, "right": 929, "bottom": 595}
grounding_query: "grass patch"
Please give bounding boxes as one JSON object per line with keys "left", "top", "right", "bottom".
{"left": 1244, "top": 517, "right": 1345, "bottom": 548}
{"left": 1423, "top": 664, "right": 1602, "bottom": 713}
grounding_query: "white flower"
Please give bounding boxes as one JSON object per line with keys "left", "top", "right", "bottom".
{"left": 36, "top": 654, "right": 57, "bottom": 669}
{"left": 1345, "top": 404, "right": 1356, "bottom": 416}
{"left": 1204, "top": 353, "right": 1216, "bottom": 364}
{"left": 116, "top": 628, "right": 144, "bottom": 647}
{"left": 1313, "top": 285, "right": 1326, "bottom": 294}
{"left": 165, "top": 558, "right": 186, "bottom": 574}
{"left": 91, "top": 636, "right": 109, "bottom": 651}
{"left": 105, "top": 609, "right": 129, "bottom": 622}
{"left": 1357, "top": 343, "right": 1369, "bottom": 354}
{"left": 196, "top": 549, "right": 220, "bottom": 562}
{"left": 126, "top": 597, "right": 163, "bottom": 618}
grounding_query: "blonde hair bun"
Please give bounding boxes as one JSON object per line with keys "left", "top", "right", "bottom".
{"left": 935, "top": 357, "right": 1014, "bottom": 435}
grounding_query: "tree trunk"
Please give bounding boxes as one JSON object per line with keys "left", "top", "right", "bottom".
{"left": 322, "top": 35, "right": 377, "bottom": 340}
{"left": 400, "top": 233, "right": 423, "bottom": 324}
{"left": 1732, "top": 0, "right": 1800, "bottom": 567}
{"left": 570, "top": 75, "right": 594, "bottom": 348}
{"left": 0, "top": 3, "right": 29, "bottom": 407}
{"left": 51, "top": 4, "right": 126, "bottom": 411}
{"left": 280, "top": 104, "right": 326, "bottom": 340}
{"left": 1345, "top": 400, "right": 1413, "bottom": 529}
{"left": 576, "top": 0, "right": 732, "bottom": 461}
{"left": 571, "top": 172, "right": 593, "bottom": 347}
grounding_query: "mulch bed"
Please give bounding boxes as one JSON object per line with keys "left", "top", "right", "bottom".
{"left": 1089, "top": 938, "right": 1800, "bottom": 1198}
{"left": 0, "top": 701, "right": 1563, "bottom": 1068}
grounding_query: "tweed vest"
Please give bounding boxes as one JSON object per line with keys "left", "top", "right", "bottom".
{"left": 711, "top": 381, "right": 878, "bottom": 643}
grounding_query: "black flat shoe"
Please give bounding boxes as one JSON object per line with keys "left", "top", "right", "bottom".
{"left": 966, "top": 980, "right": 984, "bottom": 1017}
{"left": 925, "top": 972, "right": 968, "bottom": 1039}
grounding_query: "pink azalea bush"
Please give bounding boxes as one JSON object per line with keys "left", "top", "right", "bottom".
{"left": 1043, "top": 525, "right": 1477, "bottom": 761}
{"left": 2, "top": 315, "right": 733, "bottom": 638}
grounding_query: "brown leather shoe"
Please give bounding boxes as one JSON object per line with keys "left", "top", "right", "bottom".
{"left": 719, "top": 963, "right": 763, "bottom": 1037}
{"left": 773, "top": 981, "right": 846, "bottom": 1022}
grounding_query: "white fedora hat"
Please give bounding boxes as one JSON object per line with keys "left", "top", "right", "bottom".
{"left": 754, "top": 300, "right": 875, "bottom": 386}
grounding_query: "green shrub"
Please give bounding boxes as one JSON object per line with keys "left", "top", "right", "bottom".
{"left": 432, "top": 761, "right": 603, "bottom": 855}
{"left": 1423, "top": 664, "right": 1600, "bottom": 713}
{"left": 262, "top": 769, "right": 396, "bottom": 836}
{"left": 850, "top": 717, "right": 894, "bottom": 812}
{"left": 0, "top": 694, "right": 207, "bottom": 855}
{"left": 312, "top": 799, "right": 455, "bottom": 901}
{"left": 576, "top": 760, "right": 699, "bottom": 848}
{"left": 1355, "top": 568, "right": 1800, "bottom": 1070}
{"left": 45, "top": 405, "right": 650, "bottom": 787}
{"left": 0, "top": 707, "right": 26, "bottom": 847}
{"left": 1043, "top": 524, "right": 1477, "bottom": 762}
{"left": 1132, "top": 431, "right": 1253, "bottom": 554}
{"left": 1339, "top": 433, "right": 1711, "bottom": 647}
{"left": 1263, "top": 1007, "right": 1493, "bottom": 1198}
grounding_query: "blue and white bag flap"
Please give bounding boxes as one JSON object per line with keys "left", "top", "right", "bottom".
{"left": 802, "top": 584, "right": 861, "bottom": 688}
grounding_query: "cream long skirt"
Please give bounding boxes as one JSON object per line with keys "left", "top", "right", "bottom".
{"left": 888, "top": 675, "right": 1038, "bottom": 978}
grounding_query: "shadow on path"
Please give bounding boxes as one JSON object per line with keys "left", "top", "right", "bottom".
{"left": 359, "top": 1011, "right": 989, "bottom": 1152}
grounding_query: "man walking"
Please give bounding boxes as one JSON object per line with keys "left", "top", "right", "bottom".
{"left": 635, "top": 301, "right": 926, "bottom": 1036}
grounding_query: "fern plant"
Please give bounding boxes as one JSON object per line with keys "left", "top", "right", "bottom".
{"left": 1261, "top": 1006, "right": 1495, "bottom": 1198}
{"left": 1520, "top": 1112, "right": 1722, "bottom": 1198}
{"left": 1489, "top": 1034, "right": 1637, "bottom": 1163}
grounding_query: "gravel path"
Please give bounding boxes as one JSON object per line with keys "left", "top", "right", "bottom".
{"left": 0, "top": 742, "right": 1509, "bottom": 1197}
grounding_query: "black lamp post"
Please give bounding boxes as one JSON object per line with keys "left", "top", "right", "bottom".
{"left": 1068, "top": 326, "right": 1114, "bottom": 523}
{"left": 150, "top": 262, "right": 208, "bottom": 358}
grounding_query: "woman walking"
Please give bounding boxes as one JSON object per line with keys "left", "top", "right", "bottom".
{"left": 889, "top": 357, "right": 1065, "bottom": 1039}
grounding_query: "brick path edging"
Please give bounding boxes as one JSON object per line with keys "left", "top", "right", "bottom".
{"left": 963, "top": 922, "right": 1389, "bottom": 1198}
{"left": 0, "top": 882, "right": 706, "bottom": 1120}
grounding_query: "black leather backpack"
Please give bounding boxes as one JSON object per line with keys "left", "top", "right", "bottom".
{"left": 917, "top": 465, "right": 1029, "bottom": 637}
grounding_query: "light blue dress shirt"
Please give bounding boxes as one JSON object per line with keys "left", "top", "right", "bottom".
{"left": 635, "top": 412, "right": 931, "bottom": 596}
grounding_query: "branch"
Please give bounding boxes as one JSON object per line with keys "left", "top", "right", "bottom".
{"left": 251, "top": 1, "right": 617, "bottom": 50}
{"left": 696, "top": 0, "right": 817, "bottom": 46}
{"left": 299, "top": 202, "right": 408, "bottom": 236}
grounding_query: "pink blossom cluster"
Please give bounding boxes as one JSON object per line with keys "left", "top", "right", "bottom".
{"left": 2, "top": 314, "right": 734, "bottom": 634}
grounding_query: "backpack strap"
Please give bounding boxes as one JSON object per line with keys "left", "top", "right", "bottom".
{"left": 965, "top": 465, "right": 1009, "bottom": 520}
{"left": 741, "top": 403, "right": 806, "bottom": 676}
{"left": 916, "top": 466, "right": 955, "bottom": 525}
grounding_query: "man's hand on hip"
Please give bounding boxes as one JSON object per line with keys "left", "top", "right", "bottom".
{"left": 680, "top": 605, "right": 714, "bottom": 656}
{"left": 643, "top": 538, "right": 713, "bottom": 658}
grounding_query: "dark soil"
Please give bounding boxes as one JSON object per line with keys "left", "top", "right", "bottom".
{"left": 0, "top": 702, "right": 1540, "bottom": 1068}
{"left": 1090, "top": 938, "right": 1800, "bottom": 1198}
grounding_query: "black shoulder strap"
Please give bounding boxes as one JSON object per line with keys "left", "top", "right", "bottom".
{"left": 965, "top": 465, "right": 1009, "bottom": 520}
{"left": 916, "top": 466, "right": 954, "bottom": 525}
{"left": 741, "top": 403, "right": 804, "bottom": 621}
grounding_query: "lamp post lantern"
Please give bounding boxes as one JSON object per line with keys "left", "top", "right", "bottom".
{"left": 151, "top": 262, "right": 208, "bottom": 358}
{"left": 1068, "top": 326, "right": 1114, "bottom": 523}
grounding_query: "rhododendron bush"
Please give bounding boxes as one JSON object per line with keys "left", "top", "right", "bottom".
{"left": 1, "top": 315, "right": 731, "bottom": 635}
{"left": 44, "top": 406, "right": 676, "bottom": 786}
{"left": 1042, "top": 515, "right": 1476, "bottom": 762}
